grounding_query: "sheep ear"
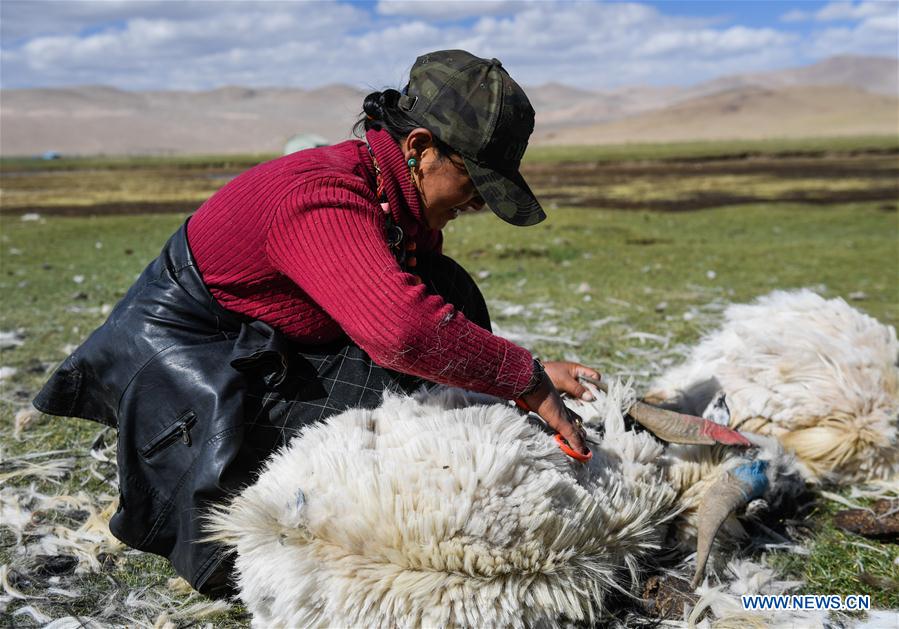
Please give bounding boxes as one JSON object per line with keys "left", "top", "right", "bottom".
{"left": 701, "top": 392, "right": 731, "bottom": 427}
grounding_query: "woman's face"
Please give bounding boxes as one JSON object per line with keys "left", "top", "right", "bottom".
{"left": 403, "top": 130, "right": 485, "bottom": 230}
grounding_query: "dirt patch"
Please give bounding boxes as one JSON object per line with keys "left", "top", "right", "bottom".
{"left": 3, "top": 188, "right": 895, "bottom": 217}
{"left": 524, "top": 157, "right": 898, "bottom": 184}
{"left": 497, "top": 246, "right": 551, "bottom": 259}
{"left": 833, "top": 499, "right": 899, "bottom": 541}
{"left": 1, "top": 201, "right": 197, "bottom": 216}
{"left": 3, "top": 149, "right": 896, "bottom": 216}
{"left": 626, "top": 237, "right": 674, "bottom": 246}
{"left": 641, "top": 573, "right": 698, "bottom": 620}
{"left": 545, "top": 186, "right": 899, "bottom": 212}
{"left": 523, "top": 152, "right": 899, "bottom": 211}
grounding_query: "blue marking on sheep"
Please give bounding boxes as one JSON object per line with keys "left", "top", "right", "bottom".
{"left": 732, "top": 460, "right": 769, "bottom": 501}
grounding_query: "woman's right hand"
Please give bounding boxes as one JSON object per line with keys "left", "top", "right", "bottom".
{"left": 521, "top": 371, "right": 589, "bottom": 456}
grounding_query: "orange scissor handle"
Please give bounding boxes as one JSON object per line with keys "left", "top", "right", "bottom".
{"left": 555, "top": 434, "right": 593, "bottom": 463}
{"left": 516, "top": 399, "right": 592, "bottom": 463}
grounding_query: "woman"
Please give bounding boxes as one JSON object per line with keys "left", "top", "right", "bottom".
{"left": 34, "top": 50, "right": 597, "bottom": 596}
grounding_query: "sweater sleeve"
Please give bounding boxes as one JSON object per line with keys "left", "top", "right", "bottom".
{"left": 265, "top": 175, "right": 535, "bottom": 399}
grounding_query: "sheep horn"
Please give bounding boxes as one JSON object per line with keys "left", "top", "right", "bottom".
{"left": 627, "top": 401, "right": 751, "bottom": 446}
{"left": 579, "top": 376, "right": 751, "bottom": 447}
{"left": 691, "top": 460, "right": 769, "bottom": 588}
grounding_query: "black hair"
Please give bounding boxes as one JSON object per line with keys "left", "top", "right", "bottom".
{"left": 353, "top": 87, "right": 453, "bottom": 158}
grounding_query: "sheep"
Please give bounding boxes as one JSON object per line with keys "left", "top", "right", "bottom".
{"left": 206, "top": 381, "right": 802, "bottom": 628}
{"left": 205, "top": 289, "right": 895, "bottom": 626}
{"left": 644, "top": 290, "right": 899, "bottom": 483}
{"left": 7, "top": 289, "right": 891, "bottom": 625}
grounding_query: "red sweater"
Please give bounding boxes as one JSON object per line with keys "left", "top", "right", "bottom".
{"left": 187, "top": 129, "right": 535, "bottom": 399}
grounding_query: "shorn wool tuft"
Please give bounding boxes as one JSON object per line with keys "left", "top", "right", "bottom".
{"left": 206, "top": 386, "right": 685, "bottom": 627}
{"left": 646, "top": 290, "right": 899, "bottom": 483}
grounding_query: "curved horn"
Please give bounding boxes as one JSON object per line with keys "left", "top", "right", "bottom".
{"left": 691, "top": 481, "right": 748, "bottom": 588}
{"left": 578, "top": 376, "right": 751, "bottom": 447}
{"left": 629, "top": 401, "right": 751, "bottom": 446}
{"left": 691, "top": 461, "right": 769, "bottom": 588}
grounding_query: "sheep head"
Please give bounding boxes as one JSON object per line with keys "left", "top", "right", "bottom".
{"left": 575, "top": 379, "right": 804, "bottom": 590}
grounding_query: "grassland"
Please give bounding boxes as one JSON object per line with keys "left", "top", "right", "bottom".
{"left": 523, "top": 134, "right": 899, "bottom": 164}
{"left": 1, "top": 137, "right": 897, "bottom": 624}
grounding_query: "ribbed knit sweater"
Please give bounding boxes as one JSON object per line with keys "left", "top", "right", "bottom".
{"left": 187, "top": 129, "right": 535, "bottom": 399}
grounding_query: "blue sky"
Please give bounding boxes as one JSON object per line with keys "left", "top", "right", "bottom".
{"left": 1, "top": 1, "right": 896, "bottom": 91}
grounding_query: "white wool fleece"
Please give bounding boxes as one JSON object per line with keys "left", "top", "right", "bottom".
{"left": 207, "top": 386, "right": 680, "bottom": 628}
{"left": 648, "top": 289, "right": 899, "bottom": 482}
{"left": 207, "top": 383, "right": 805, "bottom": 628}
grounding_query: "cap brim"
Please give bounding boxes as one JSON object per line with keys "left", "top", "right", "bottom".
{"left": 462, "top": 157, "right": 546, "bottom": 227}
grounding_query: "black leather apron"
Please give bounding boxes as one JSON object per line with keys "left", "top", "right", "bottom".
{"left": 33, "top": 219, "right": 490, "bottom": 596}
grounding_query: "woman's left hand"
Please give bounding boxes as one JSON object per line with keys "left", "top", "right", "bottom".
{"left": 543, "top": 361, "right": 601, "bottom": 402}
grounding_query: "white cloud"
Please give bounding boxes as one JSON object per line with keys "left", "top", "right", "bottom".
{"left": 809, "top": 24, "right": 898, "bottom": 57}
{"left": 376, "top": 0, "right": 519, "bottom": 20}
{"left": 3, "top": 2, "right": 371, "bottom": 89}
{"left": 814, "top": 0, "right": 895, "bottom": 22}
{"left": 637, "top": 27, "right": 793, "bottom": 58}
{"left": 779, "top": 0, "right": 898, "bottom": 23}
{"left": 804, "top": 0, "right": 898, "bottom": 57}
{"left": 774, "top": 1, "right": 897, "bottom": 59}
{"left": 0, "top": 1, "right": 217, "bottom": 43}
{"left": 1, "top": 0, "right": 895, "bottom": 91}
{"left": 409, "top": 3, "right": 795, "bottom": 88}
{"left": 780, "top": 9, "right": 812, "bottom": 23}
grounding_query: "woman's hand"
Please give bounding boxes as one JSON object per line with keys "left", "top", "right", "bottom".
{"left": 520, "top": 369, "right": 591, "bottom": 456}
{"left": 544, "top": 361, "right": 601, "bottom": 402}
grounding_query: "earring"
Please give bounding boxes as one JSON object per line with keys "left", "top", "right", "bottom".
{"left": 408, "top": 157, "right": 421, "bottom": 194}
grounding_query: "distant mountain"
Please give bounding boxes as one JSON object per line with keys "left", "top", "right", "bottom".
{"left": 533, "top": 55, "right": 898, "bottom": 135}
{"left": 537, "top": 85, "right": 898, "bottom": 145}
{"left": 690, "top": 55, "right": 898, "bottom": 97}
{"left": 1, "top": 56, "right": 895, "bottom": 155}
{"left": 1, "top": 84, "right": 366, "bottom": 155}
{"left": 535, "top": 85, "right": 686, "bottom": 130}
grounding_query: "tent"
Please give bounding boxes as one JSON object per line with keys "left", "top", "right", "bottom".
{"left": 283, "top": 133, "right": 329, "bottom": 155}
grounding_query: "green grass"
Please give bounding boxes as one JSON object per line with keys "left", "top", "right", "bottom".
{"left": 1, "top": 144, "right": 897, "bottom": 621}
{"left": 0, "top": 169, "right": 230, "bottom": 209}
{"left": 0, "top": 153, "right": 277, "bottom": 172}
{"left": 524, "top": 134, "right": 899, "bottom": 164}
{"left": 768, "top": 498, "right": 899, "bottom": 606}
{"left": 3, "top": 134, "right": 894, "bottom": 214}
{"left": 1, "top": 134, "right": 895, "bottom": 174}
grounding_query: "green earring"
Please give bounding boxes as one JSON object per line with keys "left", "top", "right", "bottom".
{"left": 407, "top": 157, "right": 417, "bottom": 168}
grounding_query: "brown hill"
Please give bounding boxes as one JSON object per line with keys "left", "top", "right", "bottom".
{"left": 1, "top": 85, "right": 366, "bottom": 155}
{"left": 693, "top": 55, "right": 899, "bottom": 97}
{"left": 536, "top": 85, "right": 899, "bottom": 145}
{"left": 1, "top": 56, "right": 896, "bottom": 155}
{"left": 533, "top": 55, "right": 898, "bottom": 136}
{"left": 535, "top": 85, "right": 686, "bottom": 130}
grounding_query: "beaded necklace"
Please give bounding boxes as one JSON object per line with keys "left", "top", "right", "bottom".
{"left": 367, "top": 145, "right": 418, "bottom": 272}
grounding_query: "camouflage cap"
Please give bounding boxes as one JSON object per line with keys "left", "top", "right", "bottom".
{"left": 397, "top": 50, "right": 545, "bottom": 227}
